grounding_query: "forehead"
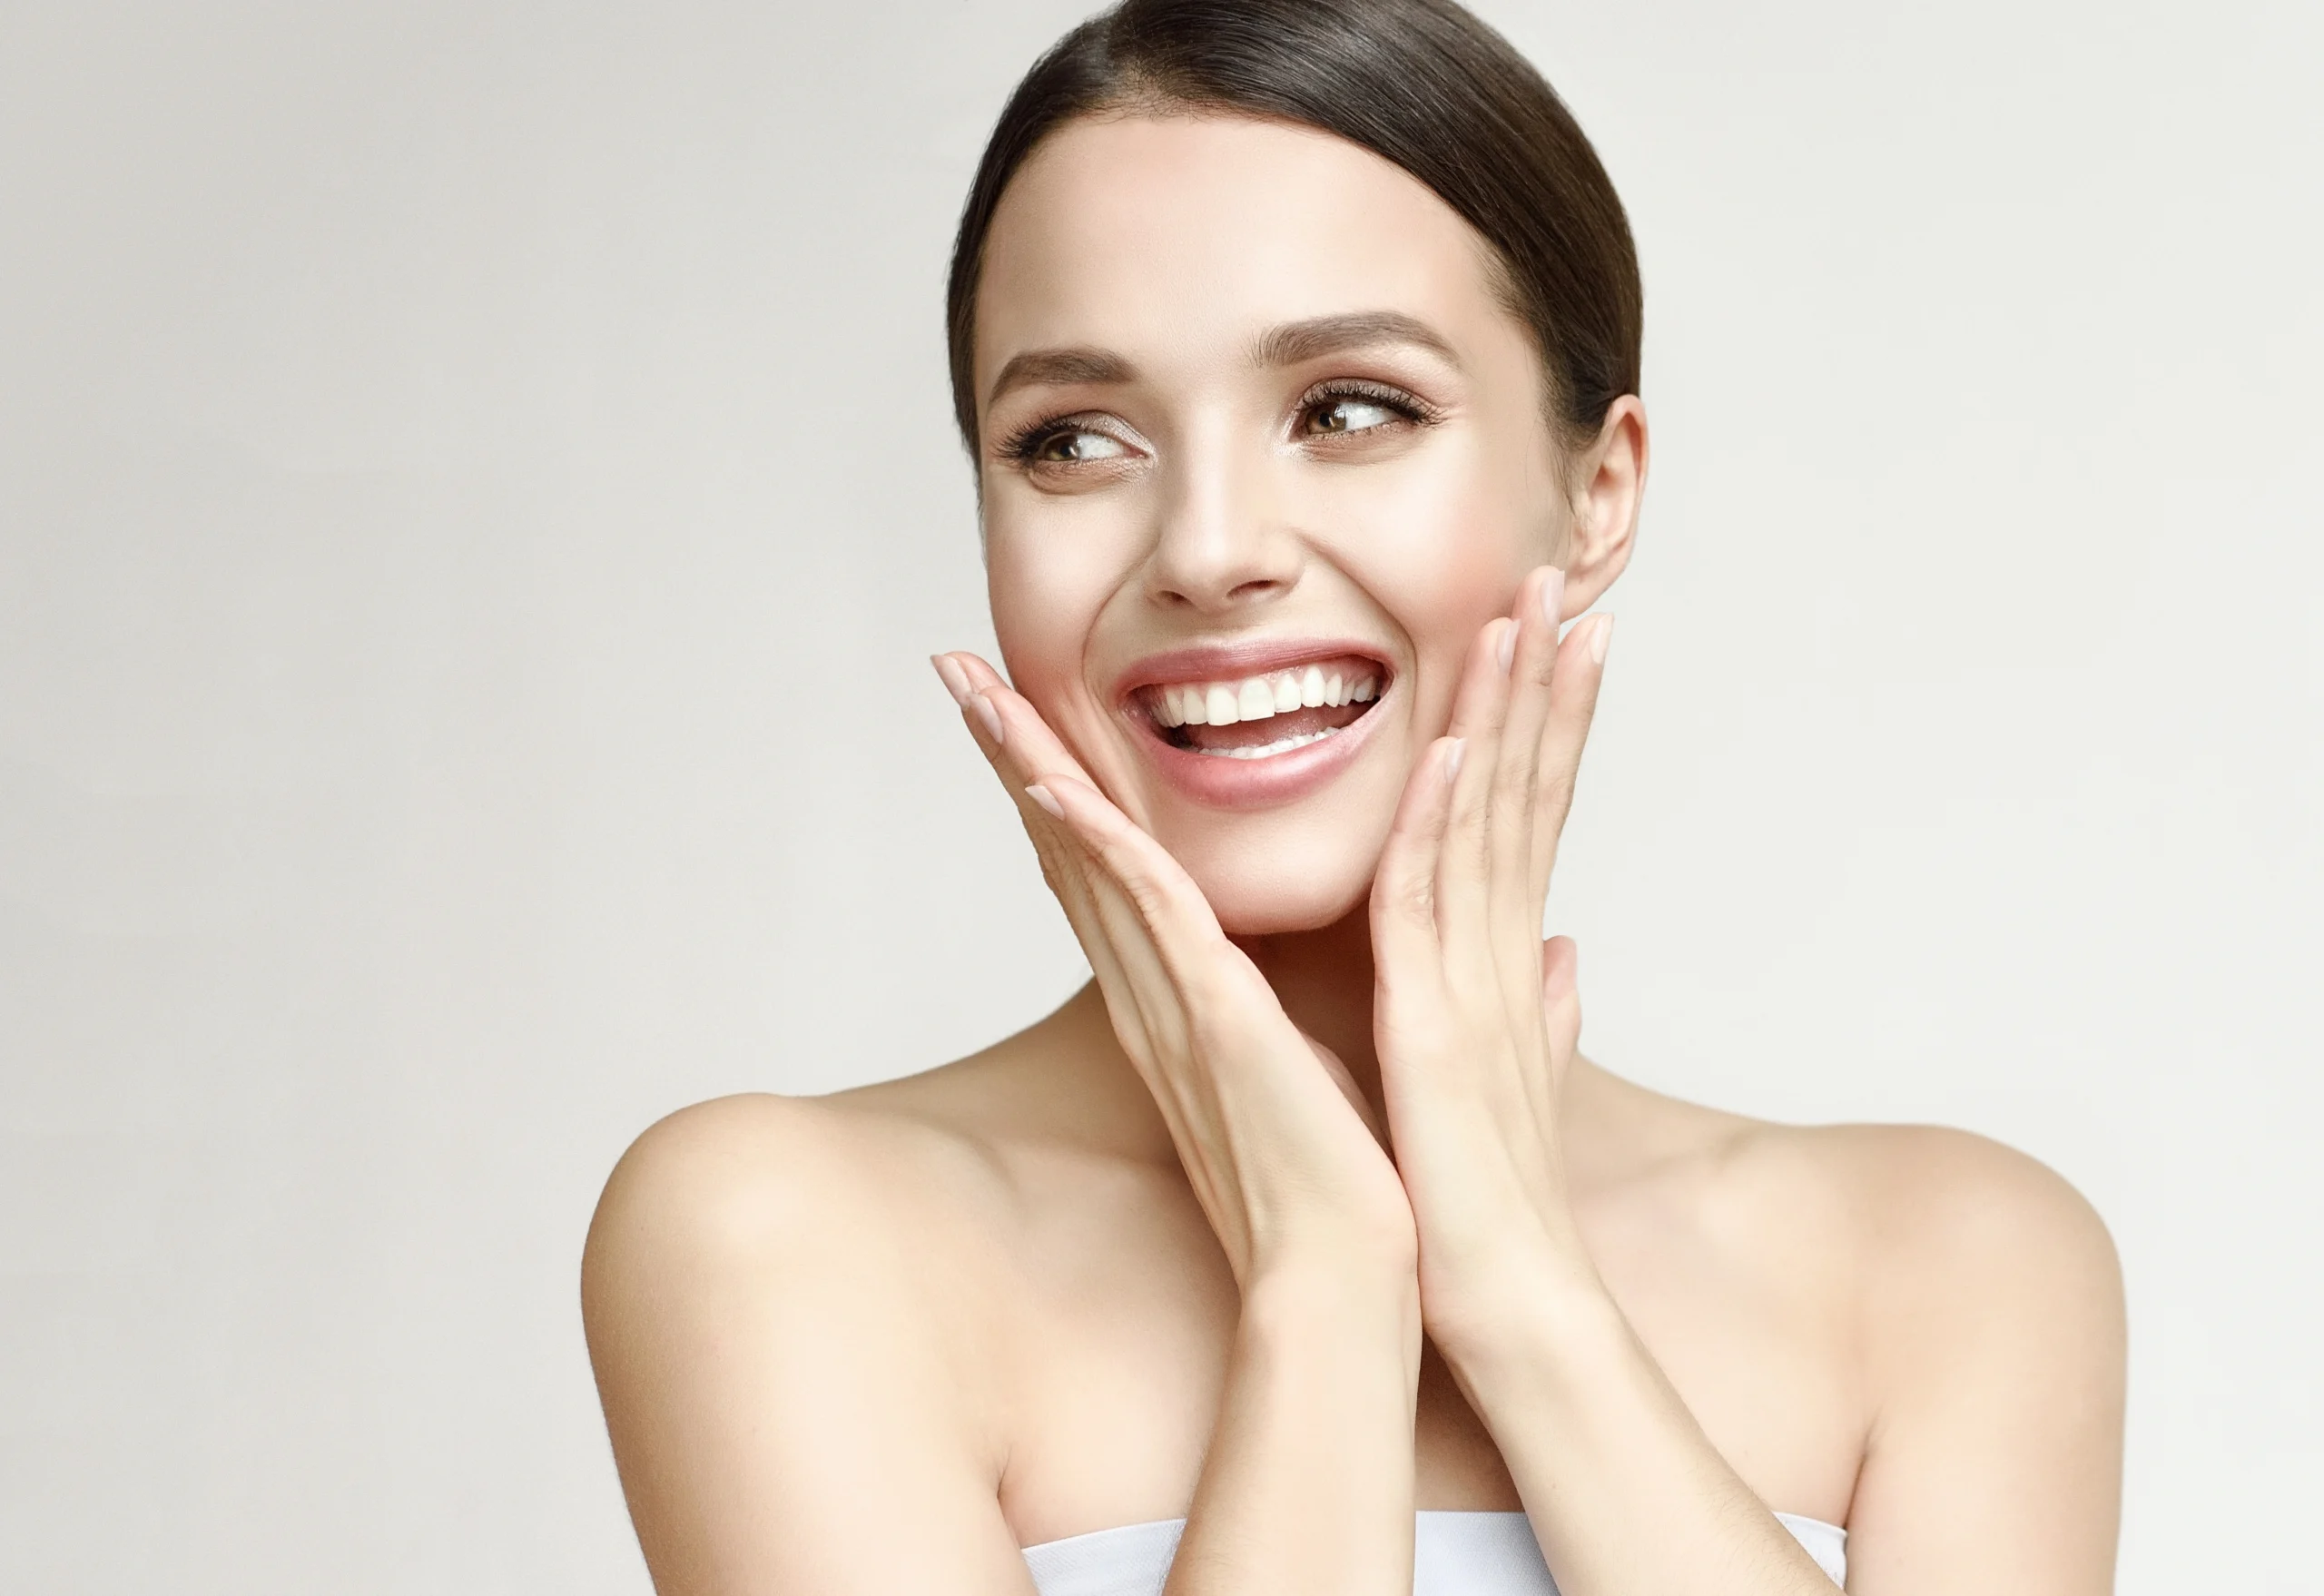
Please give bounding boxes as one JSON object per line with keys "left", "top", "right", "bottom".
{"left": 974, "top": 113, "right": 1514, "bottom": 385}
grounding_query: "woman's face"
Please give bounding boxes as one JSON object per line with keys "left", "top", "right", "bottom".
{"left": 974, "top": 113, "right": 1599, "bottom": 935}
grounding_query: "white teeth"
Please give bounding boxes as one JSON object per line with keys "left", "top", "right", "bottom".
{"left": 1200, "top": 726, "right": 1341, "bottom": 759}
{"left": 1146, "top": 666, "right": 1384, "bottom": 730}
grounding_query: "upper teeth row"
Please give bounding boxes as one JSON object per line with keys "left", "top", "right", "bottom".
{"left": 1150, "top": 666, "right": 1380, "bottom": 728}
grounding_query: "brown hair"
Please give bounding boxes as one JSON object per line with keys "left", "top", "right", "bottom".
{"left": 944, "top": 0, "right": 1642, "bottom": 457}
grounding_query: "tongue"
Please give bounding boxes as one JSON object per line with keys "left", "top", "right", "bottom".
{"left": 1181, "top": 702, "right": 1365, "bottom": 753}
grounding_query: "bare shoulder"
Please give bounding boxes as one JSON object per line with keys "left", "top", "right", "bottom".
{"left": 1679, "top": 1107, "right": 2124, "bottom": 1358}
{"left": 578, "top": 1056, "right": 1059, "bottom": 1591}
{"left": 1710, "top": 1114, "right": 2127, "bottom": 1581}
{"left": 588, "top": 1080, "right": 999, "bottom": 1239}
{"left": 583, "top": 1064, "right": 1029, "bottom": 1343}
{"left": 1726, "top": 1118, "right": 2121, "bottom": 1329}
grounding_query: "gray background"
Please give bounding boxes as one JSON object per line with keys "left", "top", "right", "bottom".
{"left": 3, "top": 1, "right": 2317, "bottom": 1590}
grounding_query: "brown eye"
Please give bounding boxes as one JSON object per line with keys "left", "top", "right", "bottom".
{"left": 1305, "top": 395, "right": 1403, "bottom": 437}
{"left": 1034, "top": 428, "right": 1129, "bottom": 463}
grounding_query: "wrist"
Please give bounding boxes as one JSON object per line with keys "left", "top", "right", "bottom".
{"left": 1241, "top": 1246, "right": 1423, "bottom": 1364}
{"left": 1244, "top": 1193, "right": 1420, "bottom": 1300}
{"left": 1419, "top": 1223, "right": 1615, "bottom": 1378}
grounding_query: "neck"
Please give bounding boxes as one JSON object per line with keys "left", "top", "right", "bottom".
{"left": 1232, "top": 904, "right": 1385, "bottom": 1120}
{"left": 1051, "top": 905, "right": 1634, "bottom": 1191}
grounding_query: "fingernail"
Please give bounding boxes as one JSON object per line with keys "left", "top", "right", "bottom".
{"left": 1590, "top": 613, "right": 1613, "bottom": 664}
{"left": 1443, "top": 737, "right": 1466, "bottom": 785}
{"left": 1495, "top": 618, "right": 1517, "bottom": 674}
{"left": 1025, "top": 783, "right": 1063, "bottom": 819}
{"left": 1541, "top": 567, "right": 1567, "bottom": 628}
{"left": 970, "top": 692, "right": 1004, "bottom": 744}
{"left": 931, "top": 654, "right": 972, "bottom": 706}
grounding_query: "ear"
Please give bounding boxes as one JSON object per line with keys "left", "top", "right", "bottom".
{"left": 1556, "top": 396, "right": 1648, "bottom": 618}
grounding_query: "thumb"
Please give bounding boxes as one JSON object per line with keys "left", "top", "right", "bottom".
{"left": 1303, "top": 1031, "right": 1390, "bottom": 1150}
{"left": 1541, "top": 936, "right": 1582, "bottom": 1077}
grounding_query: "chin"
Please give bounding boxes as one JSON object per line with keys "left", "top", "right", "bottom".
{"left": 1161, "top": 827, "right": 1380, "bottom": 939}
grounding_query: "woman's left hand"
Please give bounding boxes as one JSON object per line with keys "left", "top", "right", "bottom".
{"left": 1369, "top": 565, "right": 1613, "bottom": 1357}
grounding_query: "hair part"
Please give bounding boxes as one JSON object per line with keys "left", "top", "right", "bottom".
{"left": 945, "top": 0, "right": 1643, "bottom": 463}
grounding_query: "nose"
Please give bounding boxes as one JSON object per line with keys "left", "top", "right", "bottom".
{"left": 1139, "top": 426, "right": 1304, "bottom": 616}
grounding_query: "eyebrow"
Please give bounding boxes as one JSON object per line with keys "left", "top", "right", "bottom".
{"left": 984, "top": 347, "right": 1137, "bottom": 408}
{"left": 981, "top": 310, "right": 1461, "bottom": 411}
{"left": 1252, "top": 310, "right": 1462, "bottom": 369}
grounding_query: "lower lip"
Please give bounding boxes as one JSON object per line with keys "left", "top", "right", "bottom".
{"left": 1129, "top": 695, "right": 1390, "bottom": 810}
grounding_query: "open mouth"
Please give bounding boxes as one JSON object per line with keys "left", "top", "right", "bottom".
{"left": 1132, "top": 655, "right": 1387, "bottom": 761}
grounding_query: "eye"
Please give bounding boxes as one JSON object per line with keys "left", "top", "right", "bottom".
{"left": 999, "top": 415, "right": 1140, "bottom": 473}
{"left": 1305, "top": 396, "right": 1402, "bottom": 436}
{"left": 1295, "top": 381, "right": 1435, "bottom": 443}
{"left": 1030, "top": 427, "right": 1130, "bottom": 463}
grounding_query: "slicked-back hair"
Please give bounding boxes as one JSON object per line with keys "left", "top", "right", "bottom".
{"left": 945, "top": 0, "right": 1642, "bottom": 458}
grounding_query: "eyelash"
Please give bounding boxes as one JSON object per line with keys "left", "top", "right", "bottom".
{"left": 996, "top": 379, "right": 1443, "bottom": 466}
{"left": 1295, "top": 379, "right": 1442, "bottom": 437}
{"left": 998, "top": 412, "right": 1113, "bottom": 466}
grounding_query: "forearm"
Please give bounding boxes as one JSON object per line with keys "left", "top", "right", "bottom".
{"left": 1444, "top": 1256, "right": 1837, "bottom": 1596}
{"left": 1165, "top": 1258, "right": 1423, "bottom": 1596}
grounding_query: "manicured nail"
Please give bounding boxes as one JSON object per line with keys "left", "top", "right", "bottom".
{"left": 931, "top": 654, "right": 972, "bottom": 706}
{"left": 1590, "top": 613, "right": 1613, "bottom": 664}
{"left": 1443, "top": 737, "right": 1467, "bottom": 784}
{"left": 1025, "top": 783, "right": 1062, "bottom": 818}
{"left": 1495, "top": 618, "right": 1517, "bottom": 673}
{"left": 970, "top": 692, "right": 1004, "bottom": 744}
{"left": 1541, "top": 566, "right": 1567, "bottom": 628}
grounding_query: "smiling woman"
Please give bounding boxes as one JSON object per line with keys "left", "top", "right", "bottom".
{"left": 579, "top": 3, "right": 2126, "bottom": 1593}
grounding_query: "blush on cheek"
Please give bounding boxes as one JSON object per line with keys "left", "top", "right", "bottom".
{"left": 984, "top": 536, "right": 1094, "bottom": 704}
{"left": 1358, "top": 533, "right": 1532, "bottom": 738}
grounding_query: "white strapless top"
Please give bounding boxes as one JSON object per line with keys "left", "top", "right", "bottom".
{"left": 1023, "top": 1510, "right": 1846, "bottom": 1594}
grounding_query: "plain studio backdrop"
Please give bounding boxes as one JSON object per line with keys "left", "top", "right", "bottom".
{"left": 3, "top": 0, "right": 2317, "bottom": 1590}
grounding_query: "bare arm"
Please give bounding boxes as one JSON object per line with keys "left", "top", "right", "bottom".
{"left": 582, "top": 1096, "right": 1037, "bottom": 1596}
{"left": 1843, "top": 1130, "right": 2127, "bottom": 1592}
{"left": 1443, "top": 1130, "right": 2124, "bottom": 1596}
{"left": 1163, "top": 1260, "right": 1422, "bottom": 1595}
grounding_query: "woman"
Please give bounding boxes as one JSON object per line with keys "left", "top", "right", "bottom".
{"left": 582, "top": 2, "right": 2127, "bottom": 1591}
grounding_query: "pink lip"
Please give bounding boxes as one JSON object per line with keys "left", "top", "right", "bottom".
{"left": 1109, "top": 636, "right": 1396, "bottom": 812}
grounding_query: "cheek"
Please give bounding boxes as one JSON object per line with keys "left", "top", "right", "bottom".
{"left": 1304, "top": 437, "right": 1549, "bottom": 722}
{"left": 984, "top": 517, "right": 1142, "bottom": 781}
{"left": 985, "top": 517, "right": 1100, "bottom": 693}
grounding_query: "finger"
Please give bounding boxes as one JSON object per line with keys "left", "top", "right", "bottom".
{"left": 1538, "top": 934, "right": 1582, "bottom": 1100}
{"left": 1304, "top": 1031, "right": 1389, "bottom": 1149}
{"left": 1436, "top": 614, "right": 1520, "bottom": 963}
{"left": 1369, "top": 734, "right": 1464, "bottom": 986}
{"left": 934, "top": 652, "right": 1098, "bottom": 781}
{"left": 1030, "top": 773, "right": 1234, "bottom": 990}
{"left": 1076, "top": 844, "right": 1197, "bottom": 1082}
{"left": 934, "top": 655, "right": 1173, "bottom": 1060}
{"left": 1035, "top": 775, "right": 1304, "bottom": 1131}
{"left": 1491, "top": 566, "right": 1566, "bottom": 913}
{"left": 941, "top": 649, "right": 1009, "bottom": 697}
{"left": 932, "top": 653, "right": 1109, "bottom": 866}
{"left": 1530, "top": 614, "right": 1612, "bottom": 900}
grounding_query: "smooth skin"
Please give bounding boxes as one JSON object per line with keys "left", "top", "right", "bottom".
{"left": 584, "top": 113, "right": 2125, "bottom": 1594}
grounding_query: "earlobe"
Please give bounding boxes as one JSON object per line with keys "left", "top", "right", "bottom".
{"left": 1557, "top": 397, "right": 1648, "bottom": 619}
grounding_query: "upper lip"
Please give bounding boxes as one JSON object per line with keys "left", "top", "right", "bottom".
{"left": 1111, "top": 637, "right": 1394, "bottom": 706}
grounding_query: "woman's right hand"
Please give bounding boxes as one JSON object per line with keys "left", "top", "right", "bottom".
{"left": 933, "top": 652, "right": 1416, "bottom": 1294}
